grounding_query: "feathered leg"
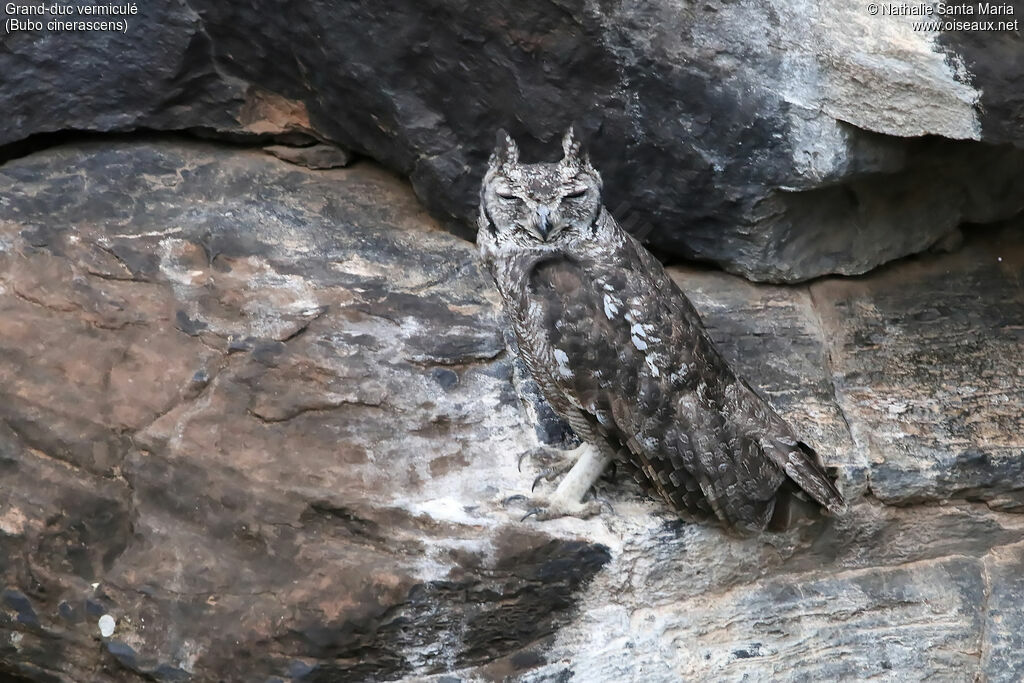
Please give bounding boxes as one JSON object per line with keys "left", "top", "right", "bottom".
{"left": 509, "top": 442, "right": 613, "bottom": 520}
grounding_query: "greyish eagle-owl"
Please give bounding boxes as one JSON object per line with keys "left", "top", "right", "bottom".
{"left": 476, "top": 128, "right": 845, "bottom": 533}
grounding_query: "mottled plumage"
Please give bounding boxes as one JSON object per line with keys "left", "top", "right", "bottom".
{"left": 478, "top": 129, "right": 845, "bottom": 532}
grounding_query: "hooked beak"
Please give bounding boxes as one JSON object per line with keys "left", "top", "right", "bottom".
{"left": 535, "top": 205, "right": 551, "bottom": 239}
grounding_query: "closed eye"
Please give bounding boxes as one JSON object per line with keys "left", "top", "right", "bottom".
{"left": 496, "top": 190, "right": 517, "bottom": 199}
{"left": 564, "top": 188, "right": 587, "bottom": 198}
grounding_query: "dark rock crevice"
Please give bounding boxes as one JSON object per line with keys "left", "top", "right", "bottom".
{"left": 245, "top": 399, "right": 389, "bottom": 425}
{"left": 0, "top": 127, "right": 333, "bottom": 172}
{"left": 805, "top": 282, "right": 857, "bottom": 457}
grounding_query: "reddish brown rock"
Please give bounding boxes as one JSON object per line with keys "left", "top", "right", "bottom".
{"left": 0, "top": 141, "right": 1022, "bottom": 681}
{"left": 263, "top": 143, "right": 352, "bottom": 170}
{"left": 0, "top": 141, "right": 610, "bottom": 681}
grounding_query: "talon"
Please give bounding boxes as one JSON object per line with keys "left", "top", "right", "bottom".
{"left": 503, "top": 494, "right": 528, "bottom": 507}
{"left": 509, "top": 443, "right": 614, "bottom": 521}
{"left": 517, "top": 451, "right": 530, "bottom": 472}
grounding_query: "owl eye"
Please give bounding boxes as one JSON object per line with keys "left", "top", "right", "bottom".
{"left": 564, "top": 188, "right": 588, "bottom": 199}
{"left": 495, "top": 190, "right": 517, "bottom": 200}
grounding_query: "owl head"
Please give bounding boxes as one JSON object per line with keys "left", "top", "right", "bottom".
{"left": 478, "top": 128, "right": 604, "bottom": 259}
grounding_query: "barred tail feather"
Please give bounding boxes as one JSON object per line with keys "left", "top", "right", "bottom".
{"left": 780, "top": 441, "right": 846, "bottom": 514}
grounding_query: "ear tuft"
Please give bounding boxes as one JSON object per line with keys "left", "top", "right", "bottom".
{"left": 561, "top": 126, "right": 582, "bottom": 164}
{"left": 491, "top": 129, "right": 520, "bottom": 168}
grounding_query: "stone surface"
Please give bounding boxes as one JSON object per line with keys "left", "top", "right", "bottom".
{"left": 983, "top": 544, "right": 1024, "bottom": 682}
{"left": 679, "top": 223, "right": 1024, "bottom": 510}
{"left": 263, "top": 143, "right": 352, "bottom": 170}
{"left": 0, "top": 140, "right": 609, "bottom": 681}
{"left": 811, "top": 227, "right": 1024, "bottom": 509}
{"left": 2, "top": 1, "right": 1024, "bottom": 281}
{"left": 1, "top": 141, "right": 1023, "bottom": 681}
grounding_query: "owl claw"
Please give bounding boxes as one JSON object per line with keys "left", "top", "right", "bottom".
{"left": 531, "top": 470, "right": 562, "bottom": 492}
{"left": 518, "top": 445, "right": 576, "bottom": 474}
{"left": 507, "top": 443, "right": 613, "bottom": 521}
{"left": 530, "top": 460, "right": 577, "bottom": 492}
{"left": 505, "top": 490, "right": 604, "bottom": 521}
{"left": 517, "top": 451, "right": 531, "bottom": 472}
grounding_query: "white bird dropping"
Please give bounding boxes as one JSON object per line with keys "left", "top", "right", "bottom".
{"left": 98, "top": 614, "right": 116, "bottom": 638}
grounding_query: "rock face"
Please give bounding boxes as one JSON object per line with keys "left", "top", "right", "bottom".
{"left": 2, "top": 1, "right": 1023, "bottom": 281}
{"left": 0, "top": 141, "right": 609, "bottom": 681}
{"left": 1, "top": 141, "right": 1023, "bottom": 681}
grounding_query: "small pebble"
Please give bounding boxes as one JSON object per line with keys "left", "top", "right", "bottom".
{"left": 98, "top": 614, "right": 116, "bottom": 638}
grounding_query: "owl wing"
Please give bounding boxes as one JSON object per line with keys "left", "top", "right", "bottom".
{"left": 524, "top": 237, "right": 843, "bottom": 531}
{"left": 626, "top": 235, "right": 846, "bottom": 519}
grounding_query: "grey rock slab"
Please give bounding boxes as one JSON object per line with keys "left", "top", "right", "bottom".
{"left": 983, "top": 542, "right": 1024, "bottom": 683}
{"left": 644, "top": 556, "right": 988, "bottom": 680}
{"left": 0, "top": 1, "right": 246, "bottom": 140}
{"left": 498, "top": 502, "right": 1024, "bottom": 683}
{"left": 810, "top": 222, "right": 1024, "bottom": 508}
{"left": 671, "top": 267, "right": 866, "bottom": 495}
{"left": 674, "top": 231, "right": 1024, "bottom": 509}
{"left": 3, "top": 1, "right": 1024, "bottom": 280}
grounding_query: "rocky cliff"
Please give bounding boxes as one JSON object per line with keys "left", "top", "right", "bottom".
{"left": 1, "top": 140, "right": 1022, "bottom": 681}
{"left": 1, "top": 1, "right": 1023, "bottom": 681}
{"left": 3, "top": 0, "right": 1024, "bottom": 281}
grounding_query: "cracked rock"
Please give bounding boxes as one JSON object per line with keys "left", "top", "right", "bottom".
{"left": 0, "top": 140, "right": 1022, "bottom": 681}
{"left": 2, "top": 1, "right": 1024, "bottom": 280}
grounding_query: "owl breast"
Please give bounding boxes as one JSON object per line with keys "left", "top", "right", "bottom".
{"left": 505, "top": 248, "right": 686, "bottom": 467}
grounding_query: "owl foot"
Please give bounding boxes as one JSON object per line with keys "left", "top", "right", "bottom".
{"left": 518, "top": 443, "right": 580, "bottom": 474}
{"left": 503, "top": 494, "right": 603, "bottom": 520}
{"left": 502, "top": 491, "right": 610, "bottom": 520}
{"left": 531, "top": 459, "right": 576, "bottom": 492}
{"left": 507, "top": 442, "right": 614, "bottom": 521}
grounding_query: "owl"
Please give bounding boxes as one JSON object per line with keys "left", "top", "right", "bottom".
{"left": 477, "top": 129, "right": 845, "bottom": 533}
